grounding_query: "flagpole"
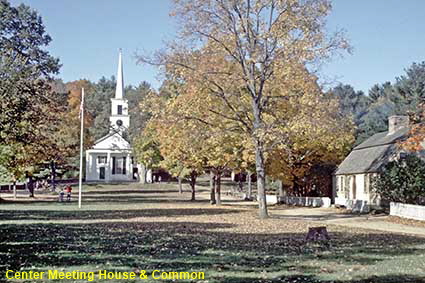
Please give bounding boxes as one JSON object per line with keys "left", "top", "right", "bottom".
{"left": 78, "top": 87, "right": 85, "bottom": 209}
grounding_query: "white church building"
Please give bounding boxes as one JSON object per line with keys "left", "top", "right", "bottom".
{"left": 85, "top": 50, "right": 151, "bottom": 183}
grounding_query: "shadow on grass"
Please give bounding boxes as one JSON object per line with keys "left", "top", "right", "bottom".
{"left": 1, "top": 219, "right": 425, "bottom": 282}
{"left": 83, "top": 189, "right": 184, "bottom": 194}
{"left": 0, "top": 207, "right": 244, "bottom": 221}
{"left": 222, "top": 274, "right": 425, "bottom": 283}
{"left": 0, "top": 187, "right": 247, "bottom": 207}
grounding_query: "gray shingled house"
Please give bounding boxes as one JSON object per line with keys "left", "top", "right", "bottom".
{"left": 334, "top": 116, "right": 410, "bottom": 210}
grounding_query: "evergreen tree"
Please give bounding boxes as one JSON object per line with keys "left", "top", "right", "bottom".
{"left": 330, "top": 84, "right": 369, "bottom": 124}
{"left": 330, "top": 84, "right": 370, "bottom": 144}
{"left": 394, "top": 62, "right": 425, "bottom": 116}
{"left": 87, "top": 76, "right": 116, "bottom": 140}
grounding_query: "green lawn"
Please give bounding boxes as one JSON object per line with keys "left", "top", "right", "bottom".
{"left": 1, "top": 183, "right": 425, "bottom": 283}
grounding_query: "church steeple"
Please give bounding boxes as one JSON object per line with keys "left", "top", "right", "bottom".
{"left": 115, "top": 48, "right": 124, "bottom": 99}
{"left": 110, "top": 49, "right": 130, "bottom": 131}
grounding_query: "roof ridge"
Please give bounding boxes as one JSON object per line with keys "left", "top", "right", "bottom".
{"left": 354, "top": 140, "right": 398, "bottom": 150}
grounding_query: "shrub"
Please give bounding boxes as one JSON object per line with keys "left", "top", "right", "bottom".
{"left": 373, "top": 155, "right": 425, "bottom": 205}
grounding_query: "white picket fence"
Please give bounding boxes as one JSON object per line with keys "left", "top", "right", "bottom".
{"left": 390, "top": 202, "right": 425, "bottom": 221}
{"left": 278, "top": 196, "right": 332, "bottom": 208}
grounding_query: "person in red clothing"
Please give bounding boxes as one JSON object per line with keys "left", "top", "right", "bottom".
{"left": 65, "top": 185, "right": 72, "bottom": 202}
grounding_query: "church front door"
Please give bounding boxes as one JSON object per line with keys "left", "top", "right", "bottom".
{"left": 99, "top": 167, "right": 105, "bottom": 180}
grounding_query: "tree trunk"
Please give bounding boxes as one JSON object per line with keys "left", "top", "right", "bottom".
{"left": 215, "top": 172, "right": 221, "bottom": 205}
{"left": 254, "top": 138, "right": 268, "bottom": 218}
{"left": 278, "top": 179, "right": 284, "bottom": 198}
{"left": 50, "top": 160, "right": 56, "bottom": 191}
{"left": 210, "top": 171, "right": 214, "bottom": 188}
{"left": 238, "top": 178, "right": 243, "bottom": 192}
{"left": 140, "top": 168, "right": 145, "bottom": 184}
{"left": 210, "top": 171, "right": 216, "bottom": 204}
{"left": 139, "top": 165, "right": 146, "bottom": 184}
{"left": 190, "top": 171, "right": 197, "bottom": 201}
{"left": 246, "top": 171, "right": 253, "bottom": 200}
{"left": 293, "top": 174, "right": 301, "bottom": 197}
{"left": 13, "top": 181, "right": 16, "bottom": 199}
{"left": 178, "top": 176, "right": 183, "bottom": 194}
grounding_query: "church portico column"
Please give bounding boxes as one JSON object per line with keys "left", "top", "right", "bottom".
{"left": 127, "top": 152, "right": 132, "bottom": 180}
{"left": 85, "top": 151, "right": 90, "bottom": 180}
{"left": 107, "top": 151, "right": 111, "bottom": 182}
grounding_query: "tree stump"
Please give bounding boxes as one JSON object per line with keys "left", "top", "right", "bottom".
{"left": 305, "top": 226, "right": 330, "bottom": 242}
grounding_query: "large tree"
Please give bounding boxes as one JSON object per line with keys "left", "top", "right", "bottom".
{"left": 126, "top": 81, "right": 154, "bottom": 142}
{"left": 398, "top": 62, "right": 425, "bottom": 151}
{"left": 0, "top": 0, "right": 61, "bottom": 190}
{"left": 267, "top": 91, "right": 354, "bottom": 194}
{"left": 330, "top": 84, "right": 369, "bottom": 124}
{"left": 85, "top": 76, "right": 115, "bottom": 140}
{"left": 139, "top": 0, "right": 348, "bottom": 218}
{"left": 329, "top": 84, "right": 371, "bottom": 144}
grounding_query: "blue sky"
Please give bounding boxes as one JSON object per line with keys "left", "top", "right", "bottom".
{"left": 10, "top": 0, "right": 425, "bottom": 93}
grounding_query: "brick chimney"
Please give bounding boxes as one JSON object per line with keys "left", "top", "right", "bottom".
{"left": 388, "top": 115, "right": 409, "bottom": 135}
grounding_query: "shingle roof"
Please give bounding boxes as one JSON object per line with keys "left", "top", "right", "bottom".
{"left": 354, "top": 127, "right": 408, "bottom": 150}
{"left": 335, "top": 127, "right": 408, "bottom": 175}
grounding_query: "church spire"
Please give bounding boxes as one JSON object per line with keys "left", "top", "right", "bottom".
{"left": 115, "top": 49, "right": 124, "bottom": 99}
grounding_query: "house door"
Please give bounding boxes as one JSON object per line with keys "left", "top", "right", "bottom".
{"left": 352, "top": 175, "right": 356, "bottom": 199}
{"left": 99, "top": 167, "right": 105, "bottom": 180}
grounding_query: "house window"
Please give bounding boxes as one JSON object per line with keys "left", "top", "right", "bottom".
{"left": 117, "top": 105, "right": 123, "bottom": 115}
{"left": 343, "top": 176, "right": 350, "bottom": 191}
{"left": 364, "top": 174, "right": 370, "bottom": 194}
{"left": 336, "top": 176, "right": 343, "bottom": 193}
{"left": 345, "top": 176, "right": 351, "bottom": 199}
{"left": 97, "top": 156, "right": 107, "bottom": 164}
{"left": 112, "top": 157, "right": 126, "bottom": 175}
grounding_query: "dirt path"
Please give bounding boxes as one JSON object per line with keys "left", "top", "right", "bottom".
{"left": 270, "top": 206, "right": 425, "bottom": 237}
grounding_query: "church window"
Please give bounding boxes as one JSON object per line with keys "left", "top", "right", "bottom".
{"left": 97, "top": 156, "right": 107, "bottom": 164}
{"left": 117, "top": 105, "right": 123, "bottom": 115}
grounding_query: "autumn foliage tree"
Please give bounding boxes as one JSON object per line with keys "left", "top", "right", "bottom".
{"left": 267, "top": 89, "right": 354, "bottom": 194}
{"left": 139, "top": 0, "right": 349, "bottom": 218}
{"left": 0, "top": 0, "right": 61, "bottom": 193}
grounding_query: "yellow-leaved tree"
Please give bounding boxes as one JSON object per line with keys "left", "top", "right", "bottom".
{"left": 138, "top": 0, "right": 350, "bottom": 218}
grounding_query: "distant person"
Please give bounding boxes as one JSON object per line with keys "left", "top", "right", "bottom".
{"left": 25, "top": 171, "right": 34, "bottom": 197}
{"left": 65, "top": 185, "right": 72, "bottom": 202}
{"left": 158, "top": 176, "right": 162, "bottom": 183}
{"left": 58, "top": 187, "right": 65, "bottom": 202}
